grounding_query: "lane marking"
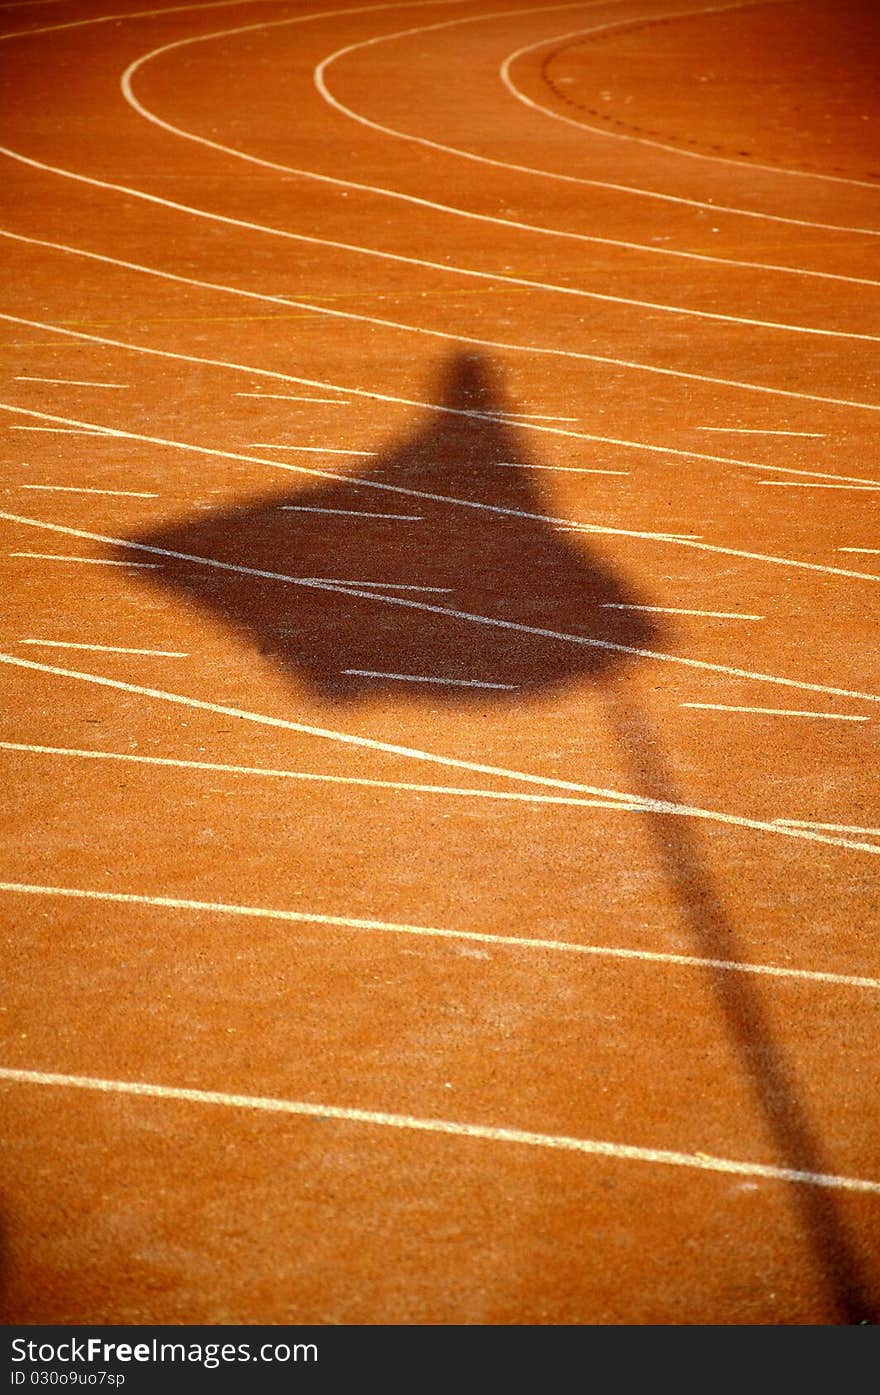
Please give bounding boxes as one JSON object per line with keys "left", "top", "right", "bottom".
{"left": 603, "top": 605, "right": 763, "bottom": 620}
{"left": 6, "top": 508, "right": 880, "bottom": 712}
{"left": 773, "top": 820, "right": 880, "bottom": 836}
{"left": 0, "top": 740, "right": 646, "bottom": 810}
{"left": 500, "top": 3, "right": 880, "bottom": 190}
{"left": 0, "top": 0, "right": 301, "bottom": 42}
{"left": 9, "top": 426, "right": 111, "bottom": 435}
{"left": 9, "top": 551, "right": 160, "bottom": 568}
{"left": 2, "top": 649, "right": 880, "bottom": 856}
{"left": 3, "top": 407, "right": 880, "bottom": 589}
{"left": 758, "top": 481, "right": 880, "bottom": 491}
{"left": 2, "top": 145, "right": 877, "bottom": 347}
{"left": 2, "top": 1064, "right": 878, "bottom": 1192}
{"left": 494, "top": 461, "right": 629, "bottom": 475}
{"left": 123, "top": 1, "right": 880, "bottom": 296}
{"left": 5, "top": 253, "right": 880, "bottom": 422}
{"left": 487, "top": 412, "right": 579, "bottom": 422}
{"left": 20, "top": 639, "right": 187, "bottom": 657}
{"left": 342, "top": 669, "right": 518, "bottom": 690}
{"left": 682, "top": 704, "right": 869, "bottom": 722}
{"left": 15, "top": 375, "right": 127, "bottom": 388}
{"left": 838, "top": 548, "right": 880, "bottom": 555}
{"left": 235, "top": 391, "right": 349, "bottom": 402}
{"left": 697, "top": 428, "right": 826, "bottom": 438}
{"left": 248, "top": 443, "right": 376, "bottom": 455}
{"left": 21, "top": 483, "right": 158, "bottom": 498}
{"left": 278, "top": 506, "right": 422, "bottom": 520}
{"left": 0, "top": 878, "right": 878, "bottom": 989}
{"left": 301, "top": 578, "right": 451, "bottom": 593}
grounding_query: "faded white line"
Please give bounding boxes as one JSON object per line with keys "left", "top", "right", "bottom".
{"left": 9, "top": 551, "right": 160, "bottom": 568}
{"left": 15, "top": 375, "right": 127, "bottom": 388}
{"left": 495, "top": 461, "right": 629, "bottom": 475}
{"left": 773, "top": 820, "right": 880, "bottom": 836}
{"left": 5, "top": 252, "right": 880, "bottom": 423}
{"left": 342, "top": 669, "right": 518, "bottom": 690}
{"left": 697, "top": 428, "right": 826, "bottom": 438}
{"left": 2, "top": 650, "right": 880, "bottom": 855}
{"left": 2, "top": 1063, "right": 878, "bottom": 1192}
{"left": 22, "top": 484, "right": 158, "bottom": 498}
{"left": 0, "top": 740, "right": 645, "bottom": 810}
{"left": 682, "top": 704, "right": 869, "bottom": 722}
{"left": 248, "top": 443, "right": 376, "bottom": 455}
{"left": 236, "top": 393, "right": 349, "bottom": 405}
{"left": 758, "top": 481, "right": 880, "bottom": 491}
{"left": 20, "top": 639, "right": 187, "bottom": 657}
{"left": 838, "top": 548, "right": 880, "bottom": 554}
{"left": 9, "top": 426, "right": 112, "bottom": 435}
{"left": 303, "top": 578, "right": 450, "bottom": 593}
{"left": 9, "top": 512, "right": 880, "bottom": 720}
{"left": 603, "top": 605, "right": 763, "bottom": 620}
{"left": 0, "top": 879, "right": 878, "bottom": 989}
{"left": 278, "top": 506, "right": 422, "bottom": 520}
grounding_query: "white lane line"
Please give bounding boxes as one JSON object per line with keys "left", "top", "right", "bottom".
{"left": 342, "top": 669, "right": 518, "bottom": 690}
{"left": 2, "top": 650, "right": 880, "bottom": 857}
{"left": 236, "top": 393, "right": 349, "bottom": 404}
{"left": 315, "top": 3, "right": 880, "bottom": 234}
{"left": 7, "top": 508, "right": 880, "bottom": 713}
{"left": 0, "top": 0, "right": 290, "bottom": 42}
{"left": 838, "top": 548, "right": 880, "bottom": 554}
{"left": 278, "top": 506, "right": 422, "bottom": 520}
{"left": 0, "top": 740, "right": 645, "bottom": 810}
{"left": 773, "top": 820, "right": 880, "bottom": 836}
{"left": 21, "top": 483, "right": 158, "bottom": 498}
{"left": 9, "top": 551, "right": 160, "bottom": 569}
{"left": 758, "top": 481, "right": 880, "bottom": 491}
{"left": 3, "top": 305, "right": 875, "bottom": 502}
{"left": 6, "top": 251, "right": 880, "bottom": 424}
{"left": 499, "top": 2, "right": 880, "bottom": 191}
{"left": 3, "top": 144, "right": 877, "bottom": 347}
{"left": 682, "top": 704, "right": 869, "bottom": 722}
{"left": 125, "top": 3, "right": 880, "bottom": 276}
{"left": 302, "top": 578, "right": 451, "bottom": 593}
{"left": 248, "top": 443, "right": 376, "bottom": 455}
{"left": 697, "top": 428, "right": 826, "bottom": 438}
{"left": 20, "top": 639, "right": 187, "bottom": 658}
{"left": 14, "top": 375, "right": 127, "bottom": 388}
{"left": 9, "top": 426, "right": 111, "bottom": 435}
{"left": 603, "top": 605, "right": 763, "bottom": 620}
{"left": 0, "top": 879, "right": 878, "bottom": 990}
{"left": 486, "top": 412, "right": 579, "bottom": 422}
{"left": 495, "top": 461, "right": 629, "bottom": 475}
{"left": 2, "top": 1063, "right": 878, "bottom": 1193}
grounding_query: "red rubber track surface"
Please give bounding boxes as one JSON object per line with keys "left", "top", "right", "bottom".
{"left": 0, "top": 0, "right": 879, "bottom": 1325}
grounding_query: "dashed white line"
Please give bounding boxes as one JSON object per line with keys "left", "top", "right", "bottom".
{"left": 9, "top": 551, "right": 160, "bottom": 569}
{"left": 15, "top": 376, "right": 127, "bottom": 388}
{"left": 495, "top": 461, "right": 629, "bottom": 475}
{"left": 21, "top": 484, "right": 158, "bottom": 498}
{"left": 697, "top": 428, "right": 826, "bottom": 438}
{"left": 2, "top": 1063, "right": 878, "bottom": 1192}
{"left": 278, "top": 506, "right": 422, "bottom": 520}
{"left": 682, "top": 704, "right": 868, "bottom": 722}
{"left": 20, "top": 639, "right": 187, "bottom": 657}
{"left": 603, "top": 605, "right": 763, "bottom": 620}
{"left": 342, "top": 669, "right": 518, "bottom": 690}
{"left": 248, "top": 443, "right": 375, "bottom": 455}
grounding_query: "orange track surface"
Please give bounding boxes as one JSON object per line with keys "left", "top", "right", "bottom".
{"left": 1, "top": 0, "right": 878, "bottom": 1325}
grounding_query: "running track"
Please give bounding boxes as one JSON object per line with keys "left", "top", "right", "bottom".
{"left": 1, "top": 0, "right": 878, "bottom": 1325}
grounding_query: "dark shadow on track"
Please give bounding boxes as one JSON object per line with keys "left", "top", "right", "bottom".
{"left": 119, "top": 348, "right": 876, "bottom": 1322}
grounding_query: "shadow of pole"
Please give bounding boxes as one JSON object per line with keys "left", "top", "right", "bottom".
{"left": 605, "top": 680, "right": 876, "bottom": 1324}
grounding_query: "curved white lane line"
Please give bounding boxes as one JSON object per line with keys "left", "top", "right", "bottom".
{"left": 5, "top": 145, "right": 876, "bottom": 345}
{"left": 5, "top": 237, "right": 880, "bottom": 426}
{"left": 314, "top": 4, "right": 880, "bottom": 238}
{"left": 500, "top": 4, "right": 880, "bottom": 192}
{"left": 119, "top": 10, "right": 880, "bottom": 290}
{"left": 2, "top": 651, "right": 879, "bottom": 857}
{"left": 4, "top": 1065, "right": 879, "bottom": 1192}
{"left": 0, "top": 879, "right": 878, "bottom": 988}
{"left": 0, "top": 0, "right": 275, "bottom": 42}
{"left": 4, "top": 505, "right": 880, "bottom": 713}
